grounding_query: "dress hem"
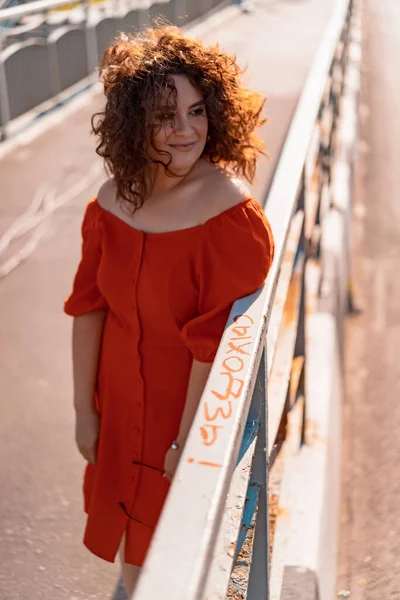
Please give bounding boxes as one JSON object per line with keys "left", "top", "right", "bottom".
{"left": 83, "top": 538, "right": 118, "bottom": 564}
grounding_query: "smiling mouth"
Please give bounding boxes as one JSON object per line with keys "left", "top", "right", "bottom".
{"left": 169, "top": 142, "right": 197, "bottom": 152}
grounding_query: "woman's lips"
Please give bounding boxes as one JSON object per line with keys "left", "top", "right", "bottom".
{"left": 168, "top": 142, "right": 196, "bottom": 152}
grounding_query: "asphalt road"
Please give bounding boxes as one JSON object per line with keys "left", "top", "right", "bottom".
{"left": 337, "top": 1, "right": 400, "bottom": 598}
{"left": 0, "top": 1, "right": 334, "bottom": 598}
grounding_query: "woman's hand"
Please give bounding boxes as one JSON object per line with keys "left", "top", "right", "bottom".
{"left": 75, "top": 407, "right": 100, "bottom": 465}
{"left": 163, "top": 360, "right": 212, "bottom": 483}
{"left": 163, "top": 445, "right": 182, "bottom": 482}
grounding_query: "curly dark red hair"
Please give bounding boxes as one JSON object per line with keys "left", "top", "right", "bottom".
{"left": 92, "top": 25, "right": 267, "bottom": 211}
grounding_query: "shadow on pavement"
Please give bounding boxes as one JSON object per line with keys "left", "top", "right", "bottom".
{"left": 112, "top": 576, "right": 128, "bottom": 600}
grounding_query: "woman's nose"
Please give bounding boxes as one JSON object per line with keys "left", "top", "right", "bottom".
{"left": 174, "top": 113, "right": 192, "bottom": 136}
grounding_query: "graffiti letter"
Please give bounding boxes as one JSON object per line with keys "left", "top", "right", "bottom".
{"left": 232, "top": 314, "right": 254, "bottom": 337}
{"left": 204, "top": 401, "right": 232, "bottom": 422}
{"left": 211, "top": 371, "right": 244, "bottom": 401}
{"left": 234, "top": 314, "right": 254, "bottom": 325}
{"left": 227, "top": 340, "right": 251, "bottom": 355}
{"left": 222, "top": 356, "right": 244, "bottom": 373}
{"left": 200, "top": 424, "right": 222, "bottom": 446}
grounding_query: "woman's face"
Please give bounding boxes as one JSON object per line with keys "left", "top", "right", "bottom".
{"left": 149, "top": 74, "right": 208, "bottom": 176}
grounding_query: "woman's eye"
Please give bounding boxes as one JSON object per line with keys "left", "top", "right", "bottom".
{"left": 190, "top": 107, "right": 205, "bottom": 116}
{"left": 154, "top": 112, "right": 175, "bottom": 123}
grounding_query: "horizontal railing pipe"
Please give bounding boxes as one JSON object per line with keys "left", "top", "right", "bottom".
{"left": 0, "top": 0, "right": 86, "bottom": 24}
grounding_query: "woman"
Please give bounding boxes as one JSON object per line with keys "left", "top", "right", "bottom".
{"left": 64, "top": 26, "right": 274, "bottom": 596}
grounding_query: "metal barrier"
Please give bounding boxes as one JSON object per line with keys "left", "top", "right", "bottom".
{"left": 0, "top": 0, "right": 227, "bottom": 137}
{"left": 130, "top": 0, "right": 358, "bottom": 598}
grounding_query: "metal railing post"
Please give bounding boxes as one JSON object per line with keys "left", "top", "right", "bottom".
{"left": 246, "top": 347, "right": 269, "bottom": 600}
{"left": 46, "top": 8, "right": 62, "bottom": 97}
{"left": 83, "top": 0, "right": 99, "bottom": 76}
{"left": 295, "top": 168, "right": 307, "bottom": 444}
{"left": 174, "top": 0, "right": 187, "bottom": 25}
{"left": 138, "top": 0, "right": 149, "bottom": 29}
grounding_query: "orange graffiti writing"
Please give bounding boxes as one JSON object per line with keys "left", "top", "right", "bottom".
{"left": 187, "top": 458, "right": 223, "bottom": 468}
{"left": 200, "top": 424, "right": 222, "bottom": 446}
{"left": 222, "top": 356, "right": 245, "bottom": 372}
{"left": 211, "top": 371, "right": 244, "bottom": 401}
{"left": 232, "top": 314, "right": 254, "bottom": 337}
{"left": 231, "top": 325, "right": 252, "bottom": 337}
{"left": 198, "top": 312, "right": 254, "bottom": 451}
{"left": 227, "top": 340, "right": 251, "bottom": 355}
{"left": 204, "top": 400, "right": 232, "bottom": 422}
{"left": 234, "top": 314, "right": 254, "bottom": 325}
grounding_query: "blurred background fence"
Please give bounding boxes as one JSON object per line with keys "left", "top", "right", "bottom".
{"left": 0, "top": 0, "right": 227, "bottom": 136}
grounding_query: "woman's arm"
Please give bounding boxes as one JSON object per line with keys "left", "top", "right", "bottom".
{"left": 72, "top": 311, "right": 107, "bottom": 464}
{"left": 163, "top": 359, "right": 212, "bottom": 480}
{"left": 176, "top": 359, "right": 213, "bottom": 446}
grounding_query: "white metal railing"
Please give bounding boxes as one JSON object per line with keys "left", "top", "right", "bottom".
{"left": 129, "top": 0, "right": 356, "bottom": 598}
{"left": 0, "top": 0, "right": 169, "bottom": 23}
{"left": 0, "top": 0, "right": 87, "bottom": 23}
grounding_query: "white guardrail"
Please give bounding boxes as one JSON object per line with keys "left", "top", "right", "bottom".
{"left": 0, "top": 0, "right": 87, "bottom": 21}
{"left": 129, "top": 0, "right": 360, "bottom": 598}
{"left": 0, "top": 0, "right": 169, "bottom": 22}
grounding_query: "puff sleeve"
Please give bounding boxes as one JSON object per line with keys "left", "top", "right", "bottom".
{"left": 180, "top": 199, "right": 274, "bottom": 363}
{"left": 64, "top": 201, "right": 108, "bottom": 316}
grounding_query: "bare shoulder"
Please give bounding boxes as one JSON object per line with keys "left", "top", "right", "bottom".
{"left": 97, "top": 179, "right": 117, "bottom": 213}
{"left": 200, "top": 162, "right": 251, "bottom": 213}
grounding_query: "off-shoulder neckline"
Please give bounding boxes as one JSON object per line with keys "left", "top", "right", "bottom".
{"left": 93, "top": 196, "right": 257, "bottom": 237}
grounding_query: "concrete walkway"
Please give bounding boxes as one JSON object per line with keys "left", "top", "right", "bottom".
{"left": 337, "top": 1, "right": 400, "bottom": 599}
{"left": 0, "top": 1, "right": 335, "bottom": 598}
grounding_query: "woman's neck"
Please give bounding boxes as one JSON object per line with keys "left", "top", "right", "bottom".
{"left": 150, "top": 160, "right": 199, "bottom": 198}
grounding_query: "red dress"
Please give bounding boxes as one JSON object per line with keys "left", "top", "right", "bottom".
{"left": 64, "top": 197, "right": 274, "bottom": 566}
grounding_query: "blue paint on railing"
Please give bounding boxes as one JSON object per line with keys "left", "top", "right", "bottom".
{"left": 234, "top": 417, "right": 261, "bottom": 557}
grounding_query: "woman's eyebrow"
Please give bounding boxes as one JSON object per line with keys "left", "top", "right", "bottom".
{"left": 189, "top": 100, "right": 205, "bottom": 108}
